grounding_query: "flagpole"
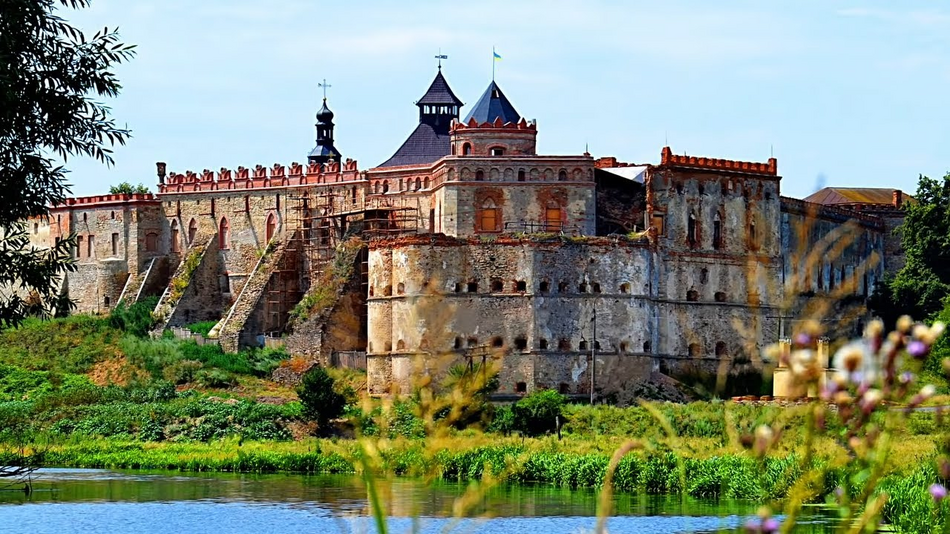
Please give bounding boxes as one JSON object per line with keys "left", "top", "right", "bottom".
{"left": 492, "top": 46, "right": 495, "bottom": 81}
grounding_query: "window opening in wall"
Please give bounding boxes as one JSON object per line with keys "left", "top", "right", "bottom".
{"left": 579, "top": 339, "right": 588, "bottom": 351}
{"left": 698, "top": 183, "right": 704, "bottom": 196}
{"left": 829, "top": 265, "right": 835, "bottom": 290}
{"left": 539, "top": 338, "right": 548, "bottom": 350}
{"left": 491, "top": 279, "right": 504, "bottom": 292}
{"left": 385, "top": 342, "right": 392, "bottom": 352}
{"left": 516, "top": 382, "right": 527, "bottom": 393}
{"left": 369, "top": 286, "right": 374, "bottom": 297}
{"left": 676, "top": 182, "right": 684, "bottom": 195}
{"left": 424, "top": 177, "right": 430, "bottom": 189}
{"left": 83, "top": 213, "right": 87, "bottom": 224}
{"left": 518, "top": 170, "right": 526, "bottom": 182}
{"left": 539, "top": 280, "right": 550, "bottom": 293}
{"left": 467, "top": 337, "right": 478, "bottom": 348}
{"left": 715, "top": 341, "right": 728, "bottom": 356}
{"left": 558, "top": 338, "right": 571, "bottom": 351}
{"left": 619, "top": 342, "right": 629, "bottom": 353}
{"left": 558, "top": 170, "right": 567, "bottom": 181}
{"left": 373, "top": 182, "right": 380, "bottom": 194}
{"left": 686, "top": 289, "right": 699, "bottom": 301}
{"left": 188, "top": 218, "right": 198, "bottom": 244}
{"left": 558, "top": 281, "right": 568, "bottom": 293}
{"left": 396, "top": 340, "right": 406, "bottom": 350}
{"left": 687, "top": 212, "right": 697, "bottom": 246}
{"left": 688, "top": 343, "right": 701, "bottom": 357}
{"left": 276, "top": 194, "right": 281, "bottom": 211}
{"left": 454, "top": 283, "right": 462, "bottom": 293}
{"left": 396, "top": 283, "right": 405, "bottom": 295}
{"left": 490, "top": 147, "right": 505, "bottom": 156}
{"left": 578, "top": 282, "right": 588, "bottom": 293}
{"left": 515, "top": 280, "right": 527, "bottom": 292}
{"left": 477, "top": 199, "right": 498, "bottom": 232}
{"left": 592, "top": 283, "right": 601, "bottom": 293}
{"left": 491, "top": 336, "right": 504, "bottom": 348}
{"left": 383, "top": 285, "right": 392, "bottom": 296}
{"left": 171, "top": 220, "right": 180, "bottom": 253}
{"left": 715, "top": 291, "right": 726, "bottom": 302}
{"left": 620, "top": 283, "right": 630, "bottom": 294}
{"left": 462, "top": 143, "right": 472, "bottom": 155}
{"left": 111, "top": 233, "right": 119, "bottom": 256}
{"left": 110, "top": 211, "right": 115, "bottom": 220}
{"left": 700, "top": 268, "right": 709, "bottom": 284}
{"left": 87, "top": 234, "right": 94, "bottom": 258}
{"left": 467, "top": 281, "right": 478, "bottom": 293}
{"left": 218, "top": 217, "right": 230, "bottom": 250}
{"left": 643, "top": 340, "right": 651, "bottom": 352}
{"left": 33, "top": 222, "right": 38, "bottom": 234}
{"left": 454, "top": 337, "right": 462, "bottom": 349}
{"left": 515, "top": 337, "right": 528, "bottom": 350}
{"left": 382, "top": 181, "right": 389, "bottom": 193}
{"left": 475, "top": 170, "right": 485, "bottom": 181}
{"left": 414, "top": 178, "right": 421, "bottom": 190}
{"left": 210, "top": 198, "right": 216, "bottom": 218}
{"left": 76, "top": 235, "right": 83, "bottom": 259}
{"left": 713, "top": 213, "right": 722, "bottom": 249}
{"left": 104, "top": 296, "right": 110, "bottom": 308}
{"left": 559, "top": 383, "right": 570, "bottom": 394}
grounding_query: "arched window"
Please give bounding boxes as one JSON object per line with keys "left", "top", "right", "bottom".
{"left": 396, "top": 339, "right": 406, "bottom": 350}
{"left": 475, "top": 170, "right": 485, "bottom": 181}
{"left": 688, "top": 343, "right": 701, "bottom": 358}
{"left": 518, "top": 170, "right": 526, "bottom": 182}
{"left": 423, "top": 177, "right": 430, "bottom": 189}
{"left": 414, "top": 178, "right": 421, "bottom": 190}
{"left": 451, "top": 144, "right": 456, "bottom": 155}
{"left": 462, "top": 143, "right": 472, "bottom": 155}
{"left": 374, "top": 181, "right": 380, "bottom": 194}
{"left": 265, "top": 213, "right": 277, "bottom": 242}
{"left": 687, "top": 212, "right": 698, "bottom": 246}
{"left": 686, "top": 289, "right": 699, "bottom": 301}
{"left": 382, "top": 181, "right": 389, "bottom": 193}
{"left": 477, "top": 199, "right": 499, "bottom": 232}
{"left": 545, "top": 202, "right": 562, "bottom": 232}
{"left": 558, "top": 170, "right": 567, "bottom": 181}
{"left": 218, "top": 217, "right": 230, "bottom": 250}
{"left": 170, "top": 220, "right": 180, "bottom": 253}
{"left": 188, "top": 218, "right": 198, "bottom": 244}
{"left": 715, "top": 341, "right": 728, "bottom": 356}
{"left": 713, "top": 212, "right": 722, "bottom": 250}
{"left": 490, "top": 146, "right": 505, "bottom": 156}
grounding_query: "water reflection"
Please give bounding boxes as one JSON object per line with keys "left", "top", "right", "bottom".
{"left": 0, "top": 469, "right": 836, "bottom": 533}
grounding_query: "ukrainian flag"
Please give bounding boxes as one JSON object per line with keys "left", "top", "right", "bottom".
{"left": 493, "top": 50, "right": 502, "bottom": 61}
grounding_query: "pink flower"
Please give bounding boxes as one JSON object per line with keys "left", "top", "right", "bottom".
{"left": 907, "top": 340, "right": 929, "bottom": 359}
{"left": 930, "top": 483, "right": 947, "bottom": 501}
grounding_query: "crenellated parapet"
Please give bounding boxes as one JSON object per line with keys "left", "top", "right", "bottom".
{"left": 158, "top": 158, "right": 361, "bottom": 194}
{"left": 780, "top": 196, "right": 884, "bottom": 230}
{"left": 660, "top": 146, "right": 777, "bottom": 177}
{"left": 53, "top": 193, "right": 159, "bottom": 208}
{"left": 450, "top": 116, "right": 537, "bottom": 133}
{"left": 449, "top": 117, "right": 538, "bottom": 157}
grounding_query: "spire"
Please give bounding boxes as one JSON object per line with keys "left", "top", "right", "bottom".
{"left": 415, "top": 70, "right": 463, "bottom": 134}
{"left": 463, "top": 81, "right": 521, "bottom": 125}
{"left": 308, "top": 97, "right": 342, "bottom": 165}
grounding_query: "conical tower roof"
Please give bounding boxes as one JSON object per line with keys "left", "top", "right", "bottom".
{"left": 416, "top": 69, "right": 463, "bottom": 106}
{"left": 464, "top": 81, "right": 521, "bottom": 124}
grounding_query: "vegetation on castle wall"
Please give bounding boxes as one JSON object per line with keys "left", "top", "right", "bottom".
{"left": 289, "top": 237, "right": 365, "bottom": 323}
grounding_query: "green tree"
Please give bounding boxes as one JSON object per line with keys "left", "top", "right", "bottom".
{"left": 296, "top": 366, "right": 345, "bottom": 431}
{"left": 109, "top": 182, "right": 149, "bottom": 195}
{"left": 870, "top": 173, "right": 950, "bottom": 323}
{"left": 511, "top": 389, "right": 566, "bottom": 436}
{"left": 0, "top": 0, "right": 135, "bottom": 327}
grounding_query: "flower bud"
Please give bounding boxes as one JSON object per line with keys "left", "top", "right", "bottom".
{"left": 897, "top": 315, "right": 913, "bottom": 334}
{"left": 907, "top": 340, "right": 929, "bottom": 360}
{"left": 931, "top": 483, "right": 947, "bottom": 502}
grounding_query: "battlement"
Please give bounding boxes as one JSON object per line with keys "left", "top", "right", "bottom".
{"left": 594, "top": 157, "right": 642, "bottom": 169}
{"left": 53, "top": 193, "right": 159, "bottom": 209}
{"left": 158, "top": 158, "right": 361, "bottom": 194}
{"left": 451, "top": 117, "right": 537, "bottom": 132}
{"left": 660, "top": 146, "right": 777, "bottom": 176}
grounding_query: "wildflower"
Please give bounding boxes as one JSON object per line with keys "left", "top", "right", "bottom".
{"left": 907, "top": 340, "right": 929, "bottom": 360}
{"left": 913, "top": 324, "right": 931, "bottom": 342}
{"left": 897, "top": 315, "right": 914, "bottom": 334}
{"left": 859, "top": 389, "right": 883, "bottom": 414}
{"left": 899, "top": 371, "right": 914, "bottom": 384}
{"left": 921, "top": 384, "right": 937, "bottom": 399}
{"left": 753, "top": 425, "right": 774, "bottom": 456}
{"left": 794, "top": 332, "right": 812, "bottom": 348}
{"left": 865, "top": 319, "right": 884, "bottom": 340}
{"left": 917, "top": 322, "right": 947, "bottom": 346}
{"left": 790, "top": 350, "right": 821, "bottom": 380}
{"left": 930, "top": 483, "right": 947, "bottom": 502}
{"left": 833, "top": 342, "right": 866, "bottom": 372}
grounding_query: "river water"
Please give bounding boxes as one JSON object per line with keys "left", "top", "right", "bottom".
{"left": 0, "top": 469, "right": 836, "bottom": 533}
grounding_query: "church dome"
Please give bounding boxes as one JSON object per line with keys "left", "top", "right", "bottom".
{"left": 316, "top": 99, "right": 334, "bottom": 124}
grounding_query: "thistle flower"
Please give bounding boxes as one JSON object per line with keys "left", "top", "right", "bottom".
{"left": 907, "top": 340, "right": 929, "bottom": 360}
{"left": 859, "top": 389, "right": 883, "bottom": 414}
{"left": 930, "top": 483, "right": 947, "bottom": 502}
{"left": 897, "top": 315, "right": 914, "bottom": 334}
{"left": 833, "top": 342, "right": 866, "bottom": 372}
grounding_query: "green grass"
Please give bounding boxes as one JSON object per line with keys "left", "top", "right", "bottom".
{"left": 185, "top": 321, "right": 218, "bottom": 337}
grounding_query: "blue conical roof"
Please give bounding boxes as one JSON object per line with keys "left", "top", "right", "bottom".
{"left": 463, "top": 81, "right": 521, "bottom": 124}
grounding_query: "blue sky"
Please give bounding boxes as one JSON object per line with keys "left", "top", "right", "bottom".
{"left": 63, "top": 0, "right": 949, "bottom": 200}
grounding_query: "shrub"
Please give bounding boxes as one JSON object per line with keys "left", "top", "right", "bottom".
{"left": 109, "top": 296, "right": 159, "bottom": 337}
{"left": 296, "top": 366, "right": 345, "bottom": 430}
{"left": 163, "top": 359, "right": 203, "bottom": 384}
{"left": 194, "top": 368, "right": 237, "bottom": 389}
{"left": 185, "top": 321, "right": 218, "bottom": 337}
{"left": 512, "top": 389, "right": 566, "bottom": 436}
{"left": 487, "top": 404, "right": 515, "bottom": 435}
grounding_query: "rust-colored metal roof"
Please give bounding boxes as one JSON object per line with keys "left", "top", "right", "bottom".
{"left": 803, "top": 187, "right": 912, "bottom": 206}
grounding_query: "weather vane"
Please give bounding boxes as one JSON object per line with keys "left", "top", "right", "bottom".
{"left": 318, "top": 78, "right": 331, "bottom": 100}
{"left": 435, "top": 48, "right": 448, "bottom": 69}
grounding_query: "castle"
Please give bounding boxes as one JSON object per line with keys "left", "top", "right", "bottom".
{"left": 27, "top": 67, "right": 909, "bottom": 398}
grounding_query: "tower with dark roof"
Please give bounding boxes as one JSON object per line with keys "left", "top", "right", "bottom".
{"left": 464, "top": 81, "right": 521, "bottom": 125}
{"left": 378, "top": 69, "right": 464, "bottom": 168}
{"left": 308, "top": 98, "right": 343, "bottom": 165}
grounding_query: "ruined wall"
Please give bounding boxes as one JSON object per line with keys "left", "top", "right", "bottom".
{"left": 446, "top": 182, "right": 595, "bottom": 237}
{"left": 366, "top": 235, "right": 656, "bottom": 396}
{"left": 163, "top": 237, "right": 228, "bottom": 328}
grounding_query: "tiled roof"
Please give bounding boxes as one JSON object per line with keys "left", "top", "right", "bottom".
{"left": 416, "top": 70, "right": 463, "bottom": 106}
{"left": 464, "top": 81, "right": 521, "bottom": 124}
{"left": 804, "top": 187, "right": 910, "bottom": 206}
{"left": 377, "top": 123, "right": 450, "bottom": 168}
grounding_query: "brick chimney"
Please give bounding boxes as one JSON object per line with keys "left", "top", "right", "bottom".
{"left": 892, "top": 189, "right": 902, "bottom": 208}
